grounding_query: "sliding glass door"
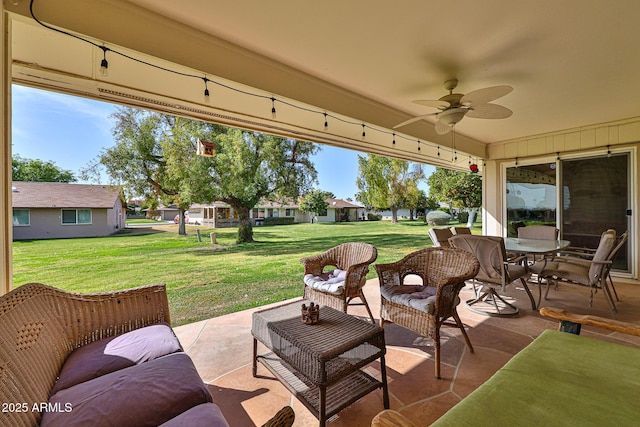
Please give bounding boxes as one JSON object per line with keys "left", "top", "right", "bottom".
{"left": 561, "top": 153, "right": 630, "bottom": 272}
{"left": 506, "top": 163, "right": 557, "bottom": 237}
{"left": 506, "top": 153, "right": 631, "bottom": 274}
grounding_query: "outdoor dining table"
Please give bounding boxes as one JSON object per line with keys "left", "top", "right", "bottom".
{"left": 505, "top": 237, "right": 571, "bottom": 256}
{"left": 505, "top": 237, "right": 570, "bottom": 308}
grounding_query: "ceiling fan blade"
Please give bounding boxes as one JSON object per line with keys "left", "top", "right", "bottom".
{"left": 466, "top": 103, "right": 513, "bottom": 119}
{"left": 435, "top": 120, "right": 453, "bottom": 135}
{"left": 393, "top": 113, "right": 436, "bottom": 129}
{"left": 413, "top": 99, "right": 449, "bottom": 109}
{"left": 460, "top": 85, "right": 513, "bottom": 106}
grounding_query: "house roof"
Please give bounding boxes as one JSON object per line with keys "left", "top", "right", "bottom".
{"left": 11, "top": 182, "right": 122, "bottom": 209}
{"left": 325, "top": 198, "right": 362, "bottom": 209}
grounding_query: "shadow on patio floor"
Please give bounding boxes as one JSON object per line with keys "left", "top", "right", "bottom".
{"left": 174, "top": 278, "right": 640, "bottom": 426}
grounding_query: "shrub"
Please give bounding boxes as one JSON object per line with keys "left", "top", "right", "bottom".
{"left": 426, "top": 210, "right": 451, "bottom": 226}
{"left": 367, "top": 213, "right": 382, "bottom": 221}
{"left": 263, "top": 217, "right": 295, "bottom": 226}
{"left": 458, "top": 211, "right": 469, "bottom": 224}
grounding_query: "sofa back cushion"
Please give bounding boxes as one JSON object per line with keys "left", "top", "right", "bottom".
{"left": 50, "top": 323, "right": 183, "bottom": 395}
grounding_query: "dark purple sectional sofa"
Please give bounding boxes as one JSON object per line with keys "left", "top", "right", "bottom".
{"left": 0, "top": 283, "right": 229, "bottom": 427}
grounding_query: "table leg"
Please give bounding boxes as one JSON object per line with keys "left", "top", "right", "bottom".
{"left": 252, "top": 338, "right": 258, "bottom": 377}
{"left": 319, "top": 385, "right": 327, "bottom": 427}
{"left": 380, "top": 354, "right": 389, "bottom": 409}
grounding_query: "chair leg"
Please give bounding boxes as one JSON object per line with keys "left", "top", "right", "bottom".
{"left": 434, "top": 329, "right": 441, "bottom": 379}
{"left": 519, "top": 277, "right": 537, "bottom": 310}
{"left": 608, "top": 273, "right": 620, "bottom": 302}
{"left": 358, "top": 290, "right": 376, "bottom": 324}
{"left": 452, "top": 310, "right": 474, "bottom": 353}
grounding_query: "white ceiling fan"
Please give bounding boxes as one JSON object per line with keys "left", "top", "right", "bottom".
{"left": 394, "top": 78, "right": 513, "bottom": 135}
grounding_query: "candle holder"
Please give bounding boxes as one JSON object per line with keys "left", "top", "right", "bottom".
{"left": 301, "top": 302, "right": 320, "bottom": 325}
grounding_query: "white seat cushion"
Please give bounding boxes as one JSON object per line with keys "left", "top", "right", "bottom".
{"left": 304, "top": 271, "right": 345, "bottom": 295}
{"left": 380, "top": 284, "right": 438, "bottom": 314}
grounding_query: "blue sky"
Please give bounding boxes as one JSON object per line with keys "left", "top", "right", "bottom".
{"left": 11, "top": 85, "right": 430, "bottom": 200}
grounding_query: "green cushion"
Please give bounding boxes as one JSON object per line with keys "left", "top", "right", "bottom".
{"left": 431, "top": 329, "right": 640, "bottom": 426}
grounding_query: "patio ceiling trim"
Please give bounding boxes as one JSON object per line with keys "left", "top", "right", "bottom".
{"left": 6, "top": 0, "right": 487, "bottom": 171}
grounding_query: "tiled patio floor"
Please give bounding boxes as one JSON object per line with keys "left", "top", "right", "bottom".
{"left": 174, "top": 278, "right": 640, "bottom": 426}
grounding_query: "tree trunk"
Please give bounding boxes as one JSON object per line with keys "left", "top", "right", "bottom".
{"left": 467, "top": 207, "right": 478, "bottom": 228}
{"left": 178, "top": 208, "right": 187, "bottom": 235}
{"left": 391, "top": 206, "right": 398, "bottom": 223}
{"left": 409, "top": 208, "right": 415, "bottom": 221}
{"left": 236, "top": 205, "right": 254, "bottom": 243}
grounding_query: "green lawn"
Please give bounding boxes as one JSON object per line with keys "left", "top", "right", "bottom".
{"left": 12, "top": 220, "right": 478, "bottom": 326}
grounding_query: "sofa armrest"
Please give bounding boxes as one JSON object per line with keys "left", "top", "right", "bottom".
{"left": 261, "top": 406, "right": 295, "bottom": 427}
{"left": 540, "top": 307, "right": 640, "bottom": 337}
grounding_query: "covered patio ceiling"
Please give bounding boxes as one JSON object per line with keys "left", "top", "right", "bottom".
{"left": 6, "top": 0, "right": 640, "bottom": 170}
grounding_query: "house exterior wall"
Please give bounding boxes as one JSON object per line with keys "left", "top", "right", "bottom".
{"left": 13, "top": 206, "right": 123, "bottom": 240}
{"left": 484, "top": 122, "right": 640, "bottom": 281}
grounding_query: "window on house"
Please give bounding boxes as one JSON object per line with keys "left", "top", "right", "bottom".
{"left": 13, "top": 209, "right": 30, "bottom": 226}
{"left": 285, "top": 208, "right": 295, "bottom": 216}
{"left": 62, "top": 209, "right": 92, "bottom": 225}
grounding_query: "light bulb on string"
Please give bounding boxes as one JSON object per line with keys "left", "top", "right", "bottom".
{"left": 392, "top": 133, "right": 396, "bottom": 145}
{"left": 417, "top": 140, "right": 421, "bottom": 151}
{"left": 323, "top": 113, "right": 328, "bottom": 129}
{"left": 203, "top": 77, "right": 211, "bottom": 103}
{"left": 99, "top": 46, "right": 109, "bottom": 77}
{"left": 362, "top": 124, "right": 366, "bottom": 138}
{"left": 271, "top": 97, "right": 277, "bottom": 119}
{"left": 607, "top": 145, "right": 612, "bottom": 157}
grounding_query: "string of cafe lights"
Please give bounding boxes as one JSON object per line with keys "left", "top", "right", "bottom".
{"left": 28, "top": 0, "right": 481, "bottom": 171}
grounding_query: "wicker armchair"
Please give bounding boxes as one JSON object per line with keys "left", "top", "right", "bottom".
{"left": 301, "top": 242, "right": 378, "bottom": 322}
{"left": 375, "top": 247, "right": 480, "bottom": 378}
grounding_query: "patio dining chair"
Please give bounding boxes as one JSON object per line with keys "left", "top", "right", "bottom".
{"left": 532, "top": 229, "right": 618, "bottom": 317}
{"left": 428, "top": 227, "right": 453, "bottom": 247}
{"left": 375, "top": 247, "right": 479, "bottom": 378}
{"left": 450, "top": 226, "right": 472, "bottom": 235}
{"left": 449, "top": 234, "right": 536, "bottom": 316}
{"left": 301, "top": 242, "right": 378, "bottom": 323}
{"left": 516, "top": 225, "right": 559, "bottom": 263}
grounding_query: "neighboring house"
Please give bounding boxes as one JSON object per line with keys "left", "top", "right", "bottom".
{"left": 12, "top": 182, "right": 126, "bottom": 240}
{"left": 188, "top": 198, "right": 364, "bottom": 228}
{"left": 316, "top": 198, "right": 364, "bottom": 223}
{"left": 144, "top": 205, "right": 180, "bottom": 221}
{"left": 372, "top": 208, "right": 413, "bottom": 220}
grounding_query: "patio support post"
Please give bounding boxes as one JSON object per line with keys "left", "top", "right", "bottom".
{"left": 0, "top": 5, "right": 13, "bottom": 295}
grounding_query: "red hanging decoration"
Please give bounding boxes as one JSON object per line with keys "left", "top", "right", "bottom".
{"left": 469, "top": 163, "right": 479, "bottom": 173}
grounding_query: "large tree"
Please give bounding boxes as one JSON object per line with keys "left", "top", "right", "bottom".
{"left": 427, "top": 167, "right": 482, "bottom": 225}
{"left": 202, "top": 128, "right": 319, "bottom": 243}
{"left": 356, "top": 154, "right": 424, "bottom": 222}
{"left": 299, "top": 189, "right": 334, "bottom": 221}
{"left": 12, "top": 155, "right": 76, "bottom": 182}
{"left": 82, "top": 107, "right": 210, "bottom": 235}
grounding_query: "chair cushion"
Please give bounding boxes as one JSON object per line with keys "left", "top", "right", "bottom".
{"left": 380, "top": 284, "right": 440, "bottom": 314}
{"left": 535, "top": 260, "right": 590, "bottom": 286}
{"left": 42, "top": 353, "right": 212, "bottom": 427}
{"left": 51, "top": 323, "right": 183, "bottom": 395}
{"left": 304, "top": 270, "right": 346, "bottom": 295}
{"left": 159, "top": 403, "right": 229, "bottom": 427}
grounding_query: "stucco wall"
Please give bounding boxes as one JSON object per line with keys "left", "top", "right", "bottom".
{"left": 13, "top": 208, "right": 121, "bottom": 240}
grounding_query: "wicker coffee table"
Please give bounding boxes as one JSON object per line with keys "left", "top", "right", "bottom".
{"left": 252, "top": 300, "right": 389, "bottom": 426}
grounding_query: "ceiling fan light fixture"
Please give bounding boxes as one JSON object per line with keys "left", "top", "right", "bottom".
{"left": 437, "top": 107, "right": 467, "bottom": 126}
